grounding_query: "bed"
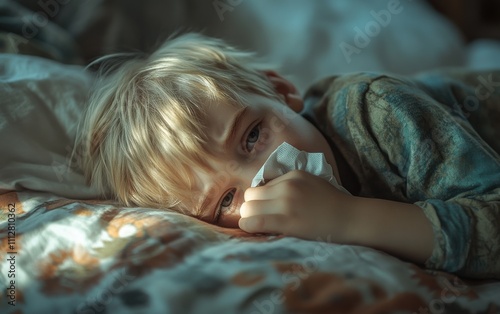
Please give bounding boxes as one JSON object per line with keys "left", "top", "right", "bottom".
{"left": 1, "top": 1, "right": 500, "bottom": 313}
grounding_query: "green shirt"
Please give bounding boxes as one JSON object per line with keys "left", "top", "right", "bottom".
{"left": 303, "top": 69, "right": 500, "bottom": 279}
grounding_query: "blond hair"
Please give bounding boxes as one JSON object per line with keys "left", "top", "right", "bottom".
{"left": 76, "top": 33, "right": 279, "bottom": 215}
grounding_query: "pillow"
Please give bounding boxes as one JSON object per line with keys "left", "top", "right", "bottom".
{"left": 0, "top": 53, "right": 99, "bottom": 198}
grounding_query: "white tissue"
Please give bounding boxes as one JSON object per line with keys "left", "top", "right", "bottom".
{"left": 250, "top": 142, "right": 351, "bottom": 195}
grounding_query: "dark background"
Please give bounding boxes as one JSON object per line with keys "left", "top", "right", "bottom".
{"left": 427, "top": 0, "right": 500, "bottom": 41}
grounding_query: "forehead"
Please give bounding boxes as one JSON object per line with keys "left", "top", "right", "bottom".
{"left": 205, "top": 101, "right": 244, "bottom": 137}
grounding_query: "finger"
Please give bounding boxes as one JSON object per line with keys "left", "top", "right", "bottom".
{"left": 239, "top": 214, "right": 287, "bottom": 234}
{"left": 245, "top": 170, "right": 309, "bottom": 201}
{"left": 244, "top": 181, "right": 289, "bottom": 202}
{"left": 244, "top": 185, "right": 272, "bottom": 201}
{"left": 240, "top": 199, "right": 284, "bottom": 218}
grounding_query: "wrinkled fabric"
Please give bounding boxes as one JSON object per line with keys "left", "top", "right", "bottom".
{"left": 1, "top": 190, "right": 500, "bottom": 313}
{"left": 303, "top": 69, "right": 500, "bottom": 279}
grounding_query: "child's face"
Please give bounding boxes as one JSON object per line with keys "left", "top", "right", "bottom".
{"left": 192, "top": 74, "right": 340, "bottom": 228}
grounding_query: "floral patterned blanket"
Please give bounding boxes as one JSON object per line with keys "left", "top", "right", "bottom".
{"left": 1, "top": 190, "right": 500, "bottom": 314}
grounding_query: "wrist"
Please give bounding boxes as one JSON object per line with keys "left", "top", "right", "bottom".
{"left": 338, "top": 196, "right": 366, "bottom": 244}
{"left": 320, "top": 193, "right": 362, "bottom": 244}
{"left": 338, "top": 197, "right": 434, "bottom": 264}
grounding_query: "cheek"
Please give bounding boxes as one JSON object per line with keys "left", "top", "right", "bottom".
{"left": 280, "top": 122, "right": 304, "bottom": 143}
{"left": 268, "top": 115, "right": 287, "bottom": 133}
{"left": 258, "top": 115, "right": 316, "bottom": 153}
{"left": 258, "top": 126, "right": 274, "bottom": 146}
{"left": 262, "top": 123, "right": 299, "bottom": 150}
{"left": 280, "top": 122, "right": 321, "bottom": 152}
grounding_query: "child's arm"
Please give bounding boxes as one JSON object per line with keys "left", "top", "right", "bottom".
{"left": 241, "top": 170, "right": 434, "bottom": 264}
{"left": 241, "top": 69, "right": 500, "bottom": 279}
{"left": 344, "top": 197, "right": 434, "bottom": 265}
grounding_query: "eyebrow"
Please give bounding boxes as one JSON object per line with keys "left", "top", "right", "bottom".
{"left": 195, "top": 106, "right": 248, "bottom": 222}
{"left": 222, "top": 106, "right": 248, "bottom": 151}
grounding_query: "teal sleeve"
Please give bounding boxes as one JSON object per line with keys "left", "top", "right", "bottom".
{"left": 362, "top": 70, "right": 500, "bottom": 278}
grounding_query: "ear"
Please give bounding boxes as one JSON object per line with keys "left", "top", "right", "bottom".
{"left": 263, "top": 70, "right": 304, "bottom": 113}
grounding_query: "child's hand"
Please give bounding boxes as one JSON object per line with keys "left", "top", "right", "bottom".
{"left": 239, "top": 170, "right": 356, "bottom": 242}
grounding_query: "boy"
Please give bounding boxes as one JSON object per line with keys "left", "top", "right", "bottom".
{"left": 77, "top": 33, "right": 500, "bottom": 279}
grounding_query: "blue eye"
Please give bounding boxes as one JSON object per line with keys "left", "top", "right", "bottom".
{"left": 246, "top": 124, "right": 260, "bottom": 152}
{"left": 221, "top": 190, "right": 234, "bottom": 207}
{"left": 215, "top": 189, "right": 235, "bottom": 222}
